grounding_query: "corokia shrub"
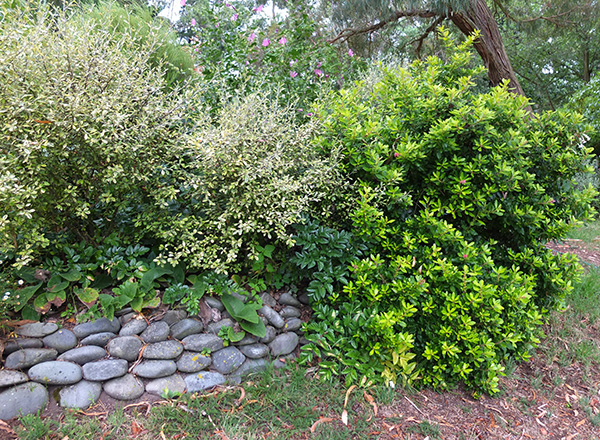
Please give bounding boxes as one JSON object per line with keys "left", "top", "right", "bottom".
{"left": 0, "top": 4, "right": 193, "bottom": 265}
{"left": 301, "top": 30, "right": 597, "bottom": 394}
{"left": 137, "top": 93, "right": 345, "bottom": 274}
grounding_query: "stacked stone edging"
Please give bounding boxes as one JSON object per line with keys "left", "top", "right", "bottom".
{"left": 0, "top": 291, "right": 310, "bottom": 420}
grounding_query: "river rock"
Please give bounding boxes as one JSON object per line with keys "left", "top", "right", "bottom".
{"left": 145, "top": 374, "right": 186, "bottom": 397}
{"left": 280, "top": 306, "right": 301, "bottom": 318}
{"left": 140, "top": 321, "right": 170, "bottom": 343}
{"left": 298, "top": 293, "right": 310, "bottom": 305}
{"left": 184, "top": 371, "right": 226, "bottom": 392}
{"left": 143, "top": 340, "right": 183, "bottom": 360}
{"left": 4, "top": 338, "right": 43, "bottom": 355}
{"left": 42, "top": 329, "right": 78, "bottom": 353}
{"left": 118, "top": 318, "right": 148, "bottom": 336}
{"left": 204, "top": 297, "right": 224, "bottom": 311}
{"left": 5, "top": 348, "right": 58, "bottom": 370}
{"left": 83, "top": 359, "right": 128, "bottom": 381}
{"left": 230, "top": 358, "right": 269, "bottom": 379}
{"left": 269, "top": 333, "right": 299, "bottom": 357}
{"left": 73, "top": 318, "right": 120, "bottom": 338}
{"left": 207, "top": 318, "right": 236, "bottom": 335}
{"left": 170, "top": 319, "right": 203, "bottom": 340}
{"left": 283, "top": 318, "right": 303, "bottom": 332}
{"left": 16, "top": 322, "right": 58, "bottom": 338}
{"left": 162, "top": 310, "right": 188, "bottom": 326}
{"left": 0, "top": 370, "right": 29, "bottom": 387}
{"left": 238, "top": 343, "right": 269, "bottom": 359}
{"left": 28, "top": 361, "right": 82, "bottom": 385}
{"left": 107, "top": 336, "right": 142, "bottom": 362}
{"left": 0, "top": 382, "right": 48, "bottom": 420}
{"left": 58, "top": 346, "right": 106, "bottom": 365}
{"left": 176, "top": 351, "right": 211, "bottom": 373}
{"left": 103, "top": 374, "right": 144, "bottom": 400}
{"left": 59, "top": 380, "right": 102, "bottom": 409}
{"left": 132, "top": 360, "right": 177, "bottom": 378}
{"left": 259, "top": 292, "right": 277, "bottom": 308}
{"left": 182, "top": 334, "right": 224, "bottom": 353}
{"left": 278, "top": 292, "right": 302, "bottom": 307}
{"left": 258, "top": 305, "right": 284, "bottom": 328}
{"left": 212, "top": 347, "right": 245, "bottom": 374}
{"left": 273, "top": 353, "right": 297, "bottom": 368}
{"left": 80, "top": 332, "right": 116, "bottom": 347}
{"left": 259, "top": 326, "right": 277, "bottom": 344}
{"left": 234, "top": 334, "right": 258, "bottom": 346}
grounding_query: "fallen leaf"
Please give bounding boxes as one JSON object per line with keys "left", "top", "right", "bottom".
{"left": 214, "top": 430, "right": 230, "bottom": 440}
{"left": 310, "top": 417, "right": 334, "bottom": 433}
{"left": 364, "top": 391, "right": 378, "bottom": 417}
{"left": 343, "top": 385, "right": 357, "bottom": 409}
{"left": 341, "top": 409, "right": 348, "bottom": 426}
{"left": 131, "top": 421, "right": 143, "bottom": 435}
{"left": 576, "top": 419, "right": 586, "bottom": 427}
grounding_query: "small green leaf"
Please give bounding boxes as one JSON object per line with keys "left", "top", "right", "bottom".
{"left": 60, "top": 269, "right": 82, "bottom": 282}
{"left": 14, "top": 283, "right": 42, "bottom": 311}
{"left": 74, "top": 287, "right": 99, "bottom": 308}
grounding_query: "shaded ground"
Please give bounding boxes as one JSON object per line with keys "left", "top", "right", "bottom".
{"left": 2, "top": 240, "right": 600, "bottom": 439}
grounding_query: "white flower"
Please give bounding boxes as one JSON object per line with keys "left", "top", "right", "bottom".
{"left": 18, "top": 279, "right": 24, "bottom": 285}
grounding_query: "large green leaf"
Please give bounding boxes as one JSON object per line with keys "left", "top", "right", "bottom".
{"left": 33, "top": 294, "right": 50, "bottom": 314}
{"left": 46, "top": 275, "right": 69, "bottom": 293}
{"left": 14, "top": 283, "right": 42, "bottom": 311}
{"left": 60, "top": 269, "right": 82, "bottom": 282}
{"left": 239, "top": 319, "right": 266, "bottom": 338}
{"left": 46, "top": 290, "right": 66, "bottom": 308}
{"left": 74, "top": 287, "right": 99, "bottom": 308}
{"left": 90, "top": 273, "right": 114, "bottom": 290}
{"left": 140, "top": 266, "right": 173, "bottom": 291}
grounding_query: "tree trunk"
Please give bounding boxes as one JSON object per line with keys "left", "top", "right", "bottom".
{"left": 449, "top": 0, "right": 526, "bottom": 97}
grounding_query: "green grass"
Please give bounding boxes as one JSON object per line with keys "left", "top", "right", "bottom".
{"left": 566, "top": 220, "right": 600, "bottom": 242}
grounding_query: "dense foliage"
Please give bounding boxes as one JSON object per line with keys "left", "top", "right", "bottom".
{"left": 300, "top": 30, "right": 597, "bottom": 394}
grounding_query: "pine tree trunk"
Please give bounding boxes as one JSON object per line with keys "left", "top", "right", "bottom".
{"left": 450, "top": 0, "right": 526, "bottom": 97}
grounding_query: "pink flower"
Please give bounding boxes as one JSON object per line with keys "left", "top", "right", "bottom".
{"left": 253, "top": 4, "right": 264, "bottom": 12}
{"left": 290, "top": 71, "right": 298, "bottom": 78}
{"left": 348, "top": 49, "right": 354, "bottom": 57}
{"left": 394, "top": 152, "right": 400, "bottom": 158}
{"left": 180, "top": 0, "right": 186, "bottom": 5}
{"left": 278, "top": 37, "right": 287, "bottom": 45}
{"left": 248, "top": 32, "right": 256, "bottom": 42}
{"left": 463, "top": 254, "right": 468, "bottom": 259}
{"left": 459, "top": 179, "right": 467, "bottom": 184}
{"left": 191, "top": 18, "right": 197, "bottom": 26}
{"left": 262, "top": 38, "right": 270, "bottom": 47}
{"left": 289, "top": 60, "right": 295, "bottom": 67}
{"left": 317, "top": 61, "right": 322, "bottom": 68}
{"left": 307, "top": 112, "right": 313, "bottom": 117}
{"left": 314, "top": 69, "right": 323, "bottom": 77}
{"left": 231, "top": 13, "right": 238, "bottom": 21}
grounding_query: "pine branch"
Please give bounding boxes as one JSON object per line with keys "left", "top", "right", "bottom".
{"left": 490, "top": 0, "right": 580, "bottom": 26}
{"left": 412, "top": 15, "right": 447, "bottom": 58}
{"left": 327, "top": 9, "right": 437, "bottom": 44}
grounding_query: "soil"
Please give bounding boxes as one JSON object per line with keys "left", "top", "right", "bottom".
{"left": 1, "top": 242, "right": 600, "bottom": 439}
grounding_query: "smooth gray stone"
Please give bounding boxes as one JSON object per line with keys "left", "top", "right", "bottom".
{"left": 59, "top": 380, "right": 102, "bottom": 409}
{"left": 258, "top": 305, "right": 284, "bottom": 329}
{"left": 16, "top": 322, "right": 58, "bottom": 338}
{"left": 107, "top": 336, "right": 142, "bottom": 362}
{"left": 269, "top": 333, "right": 299, "bottom": 357}
{"left": 118, "top": 318, "right": 147, "bottom": 336}
{"left": 132, "top": 360, "right": 177, "bottom": 378}
{"left": 233, "top": 334, "right": 258, "bottom": 346}
{"left": 231, "top": 358, "right": 269, "bottom": 379}
{"left": 42, "top": 329, "right": 78, "bottom": 353}
{"left": 280, "top": 306, "right": 301, "bottom": 318}
{"left": 119, "top": 312, "right": 135, "bottom": 325}
{"left": 82, "top": 359, "right": 128, "bottom": 381}
{"left": 176, "top": 351, "right": 211, "bottom": 373}
{"left": 58, "top": 346, "right": 106, "bottom": 365}
{"left": 0, "top": 382, "right": 48, "bottom": 420}
{"left": 28, "top": 361, "right": 82, "bottom": 385}
{"left": 4, "top": 338, "right": 43, "bottom": 355}
{"left": 258, "top": 326, "right": 277, "bottom": 344}
{"left": 0, "top": 370, "right": 29, "bottom": 387}
{"left": 5, "top": 348, "right": 58, "bottom": 370}
{"left": 143, "top": 340, "right": 183, "bottom": 360}
{"left": 73, "top": 318, "right": 120, "bottom": 338}
{"left": 298, "top": 293, "right": 310, "bottom": 305}
{"left": 212, "top": 347, "right": 245, "bottom": 374}
{"left": 207, "top": 318, "right": 235, "bottom": 335}
{"left": 238, "top": 343, "right": 269, "bottom": 359}
{"left": 278, "top": 292, "right": 302, "bottom": 307}
{"left": 162, "top": 310, "right": 188, "bottom": 326}
{"left": 259, "top": 292, "right": 277, "bottom": 308}
{"left": 184, "top": 371, "right": 226, "bottom": 392}
{"left": 204, "top": 297, "right": 224, "bottom": 311}
{"left": 103, "top": 374, "right": 144, "bottom": 400}
{"left": 170, "top": 319, "right": 203, "bottom": 340}
{"left": 230, "top": 291, "right": 248, "bottom": 303}
{"left": 145, "top": 374, "right": 186, "bottom": 397}
{"left": 283, "top": 318, "right": 303, "bottom": 332}
{"left": 140, "top": 321, "right": 170, "bottom": 343}
{"left": 115, "top": 307, "right": 133, "bottom": 316}
{"left": 273, "top": 353, "right": 297, "bottom": 369}
{"left": 182, "top": 334, "right": 224, "bottom": 353}
{"left": 80, "top": 332, "right": 116, "bottom": 347}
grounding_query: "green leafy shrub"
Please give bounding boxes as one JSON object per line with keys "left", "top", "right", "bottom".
{"left": 0, "top": 3, "right": 193, "bottom": 265}
{"left": 139, "top": 93, "right": 344, "bottom": 273}
{"left": 303, "top": 29, "right": 597, "bottom": 394}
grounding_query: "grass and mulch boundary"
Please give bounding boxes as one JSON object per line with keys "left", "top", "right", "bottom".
{"left": 4, "top": 225, "right": 600, "bottom": 440}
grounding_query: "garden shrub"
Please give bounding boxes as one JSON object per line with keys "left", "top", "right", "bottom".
{"left": 0, "top": 3, "right": 193, "bottom": 265}
{"left": 302, "top": 29, "right": 597, "bottom": 394}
